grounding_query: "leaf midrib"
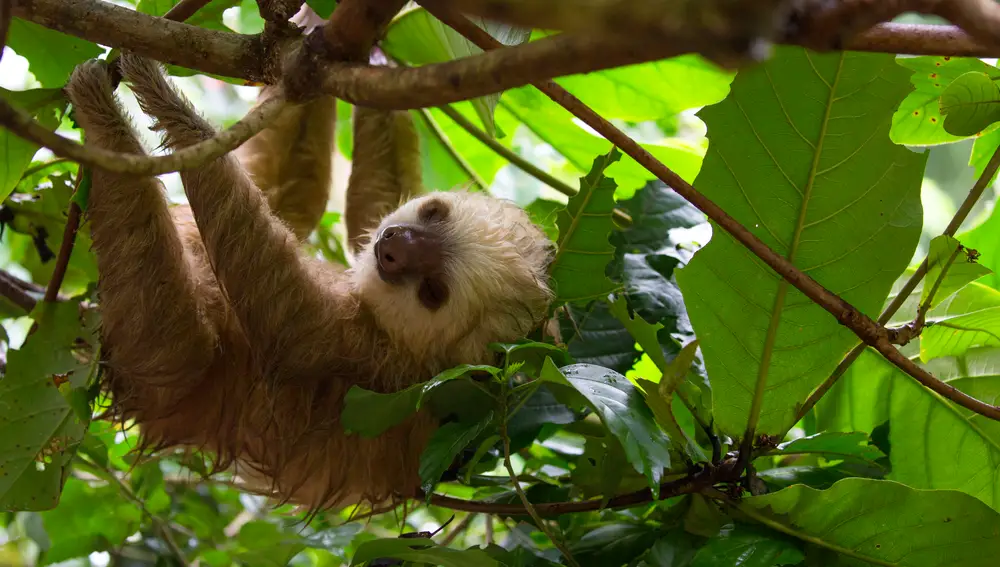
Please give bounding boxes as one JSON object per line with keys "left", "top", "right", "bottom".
{"left": 744, "top": 52, "right": 847, "bottom": 437}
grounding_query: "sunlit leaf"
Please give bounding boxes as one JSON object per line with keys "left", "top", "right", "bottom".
{"left": 6, "top": 19, "right": 102, "bottom": 87}
{"left": 922, "top": 235, "right": 992, "bottom": 309}
{"left": 0, "top": 87, "right": 65, "bottom": 202}
{"left": 773, "top": 432, "right": 885, "bottom": 464}
{"left": 0, "top": 303, "right": 97, "bottom": 511}
{"left": 676, "top": 47, "right": 925, "bottom": 437}
{"left": 550, "top": 148, "right": 622, "bottom": 304}
{"left": 891, "top": 56, "right": 1000, "bottom": 145}
{"left": 922, "top": 306, "right": 1000, "bottom": 361}
{"left": 939, "top": 71, "right": 1000, "bottom": 137}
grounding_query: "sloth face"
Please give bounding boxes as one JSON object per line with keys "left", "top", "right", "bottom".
{"left": 353, "top": 191, "right": 554, "bottom": 364}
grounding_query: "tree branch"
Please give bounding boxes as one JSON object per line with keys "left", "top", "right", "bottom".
{"left": 43, "top": 171, "right": 83, "bottom": 303}
{"left": 0, "top": 94, "right": 285, "bottom": 175}
{"left": 162, "top": 0, "right": 214, "bottom": 22}
{"left": 11, "top": 0, "right": 268, "bottom": 82}
{"left": 0, "top": 269, "right": 39, "bottom": 313}
{"left": 429, "top": 461, "right": 737, "bottom": 517}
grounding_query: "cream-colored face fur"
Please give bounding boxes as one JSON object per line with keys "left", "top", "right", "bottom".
{"left": 351, "top": 191, "right": 554, "bottom": 365}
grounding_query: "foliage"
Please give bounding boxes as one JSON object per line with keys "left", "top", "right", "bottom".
{"left": 4, "top": 2, "right": 1000, "bottom": 567}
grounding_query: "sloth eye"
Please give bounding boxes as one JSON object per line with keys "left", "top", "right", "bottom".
{"left": 418, "top": 199, "right": 449, "bottom": 223}
{"left": 418, "top": 277, "right": 449, "bottom": 310}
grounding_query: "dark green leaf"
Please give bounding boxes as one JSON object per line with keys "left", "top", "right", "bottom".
{"left": 559, "top": 300, "right": 640, "bottom": 374}
{"left": 342, "top": 364, "right": 499, "bottom": 437}
{"left": 541, "top": 360, "right": 673, "bottom": 494}
{"left": 350, "top": 537, "right": 499, "bottom": 566}
{"left": 690, "top": 523, "right": 804, "bottom": 566}
{"left": 568, "top": 523, "right": 661, "bottom": 567}
{"left": 676, "top": 47, "right": 925, "bottom": 437}
{"left": 419, "top": 412, "right": 494, "bottom": 494}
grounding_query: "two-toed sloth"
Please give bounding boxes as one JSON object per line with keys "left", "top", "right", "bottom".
{"left": 64, "top": 53, "right": 554, "bottom": 510}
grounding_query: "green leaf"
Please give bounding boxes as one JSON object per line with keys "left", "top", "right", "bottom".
{"left": 500, "top": 88, "right": 704, "bottom": 198}
{"left": 0, "top": 302, "right": 97, "bottom": 511}
{"left": 550, "top": 148, "right": 622, "bottom": 304}
{"left": 554, "top": 54, "right": 734, "bottom": 122}
{"left": 540, "top": 360, "right": 673, "bottom": 495}
{"left": 137, "top": 0, "right": 241, "bottom": 32}
{"left": 384, "top": 7, "right": 529, "bottom": 137}
{"left": 922, "top": 235, "right": 992, "bottom": 309}
{"left": 342, "top": 365, "right": 499, "bottom": 437}
{"left": 559, "top": 300, "right": 640, "bottom": 374}
{"left": 0, "top": 88, "right": 65, "bottom": 202}
{"left": 6, "top": 19, "right": 102, "bottom": 87}
{"left": 350, "top": 537, "right": 499, "bottom": 567}
{"left": 970, "top": 125, "right": 1000, "bottom": 182}
{"left": 959, "top": 201, "right": 1000, "bottom": 290}
{"left": 419, "top": 412, "right": 494, "bottom": 494}
{"left": 235, "top": 521, "right": 306, "bottom": 567}
{"left": 939, "top": 72, "right": 1000, "bottom": 137}
{"left": 887, "top": 370, "right": 1000, "bottom": 511}
{"left": 675, "top": 47, "right": 925, "bottom": 437}
{"left": 773, "top": 432, "right": 885, "bottom": 465}
{"left": 39, "top": 477, "right": 141, "bottom": 564}
{"left": 741, "top": 478, "right": 1000, "bottom": 566}
{"left": 891, "top": 56, "right": 1000, "bottom": 145}
{"left": 306, "top": 0, "right": 337, "bottom": 19}
{"left": 921, "top": 306, "right": 1000, "bottom": 361}
{"left": 568, "top": 523, "right": 661, "bottom": 567}
{"left": 690, "top": 523, "right": 804, "bottom": 566}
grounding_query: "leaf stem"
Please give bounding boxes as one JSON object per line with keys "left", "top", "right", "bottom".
{"left": 500, "top": 381, "right": 580, "bottom": 567}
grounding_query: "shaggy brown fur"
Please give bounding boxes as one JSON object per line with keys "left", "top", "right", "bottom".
{"left": 65, "top": 53, "right": 554, "bottom": 511}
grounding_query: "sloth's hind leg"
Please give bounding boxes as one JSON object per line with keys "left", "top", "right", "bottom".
{"left": 65, "top": 61, "right": 216, "bottom": 385}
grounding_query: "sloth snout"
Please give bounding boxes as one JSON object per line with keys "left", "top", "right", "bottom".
{"left": 375, "top": 224, "right": 444, "bottom": 282}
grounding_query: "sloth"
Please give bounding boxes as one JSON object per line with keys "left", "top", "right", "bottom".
{"left": 64, "top": 52, "right": 554, "bottom": 510}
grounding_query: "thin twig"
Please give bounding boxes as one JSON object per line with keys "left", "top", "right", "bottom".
{"left": 19, "top": 158, "right": 71, "bottom": 180}
{"left": 416, "top": 107, "right": 487, "bottom": 191}
{"left": 793, "top": 143, "right": 1000, "bottom": 425}
{"left": 0, "top": 95, "right": 285, "bottom": 176}
{"left": 500, "top": 384, "right": 580, "bottom": 567}
{"left": 439, "top": 513, "right": 477, "bottom": 546}
{"left": 44, "top": 169, "right": 84, "bottom": 303}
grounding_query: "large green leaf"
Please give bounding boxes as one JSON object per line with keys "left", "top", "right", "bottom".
{"left": 939, "top": 72, "right": 1000, "bottom": 136}
{"left": 887, "top": 370, "right": 1000, "bottom": 511}
{"left": 675, "top": 47, "right": 926, "bottom": 437}
{"left": 772, "top": 432, "right": 884, "bottom": 465}
{"left": 554, "top": 54, "right": 734, "bottom": 122}
{"left": 568, "top": 523, "right": 661, "bottom": 567}
{"left": 0, "top": 88, "right": 65, "bottom": 202}
{"left": 891, "top": 55, "right": 1000, "bottom": 146}
{"left": 559, "top": 300, "right": 641, "bottom": 374}
{"left": 741, "top": 478, "right": 1000, "bottom": 566}
{"left": 6, "top": 19, "right": 102, "bottom": 87}
{"left": 959, "top": 203, "right": 1000, "bottom": 290}
{"left": 540, "top": 360, "right": 673, "bottom": 495}
{"left": 500, "top": 88, "right": 704, "bottom": 198}
{"left": 814, "top": 348, "right": 894, "bottom": 435}
{"left": 550, "top": 149, "right": 622, "bottom": 304}
{"left": 0, "top": 302, "right": 97, "bottom": 511}
{"left": 922, "top": 306, "right": 1000, "bottom": 361}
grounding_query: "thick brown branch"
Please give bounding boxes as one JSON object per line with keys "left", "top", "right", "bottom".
{"left": 0, "top": 95, "right": 285, "bottom": 175}
{"left": 11, "top": 0, "right": 268, "bottom": 82}
{"left": 845, "top": 22, "right": 990, "bottom": 57}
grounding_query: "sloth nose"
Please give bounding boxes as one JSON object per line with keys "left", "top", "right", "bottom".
{"left": 375, "top": 224, "right": 443, "bottom": 281}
